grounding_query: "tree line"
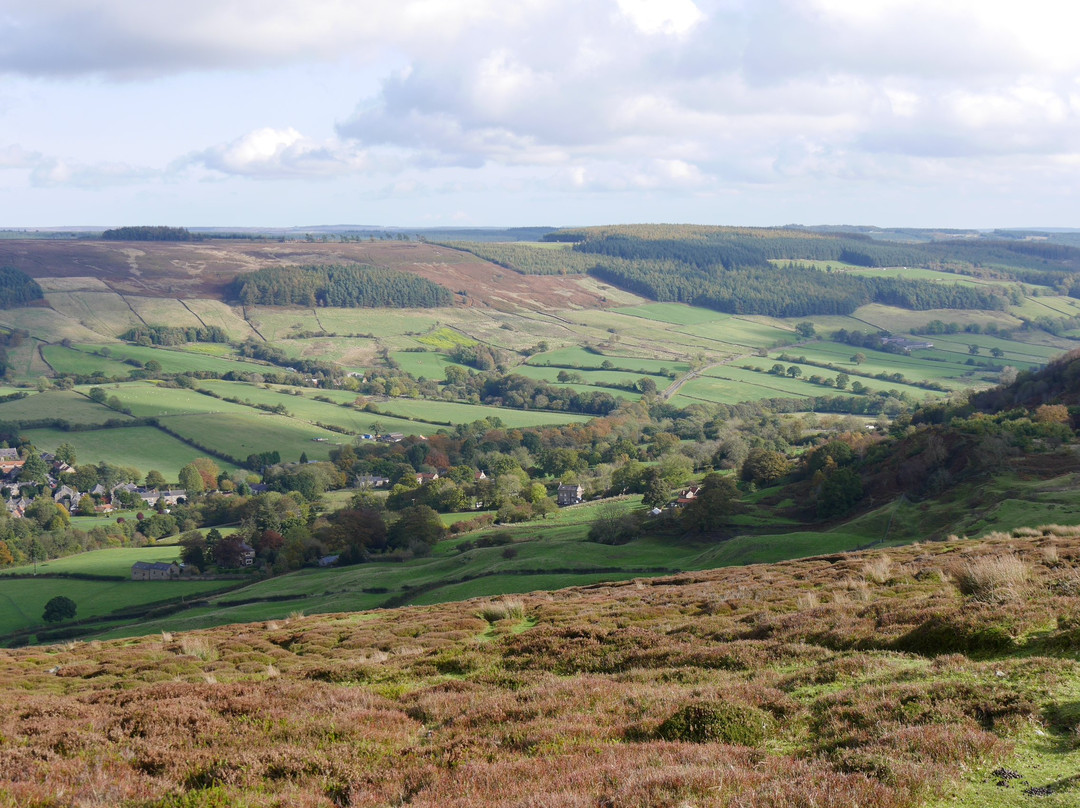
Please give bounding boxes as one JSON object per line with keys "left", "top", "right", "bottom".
{"left": 120, "top": 325, "right": 230, "bottom": 346}
{"left": 101, "top": 226, "right": 198, "bottom": 241}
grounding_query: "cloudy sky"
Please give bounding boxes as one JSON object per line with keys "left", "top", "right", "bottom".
{"left": 1, "top": 0, "right": 1078, "bottom": 228}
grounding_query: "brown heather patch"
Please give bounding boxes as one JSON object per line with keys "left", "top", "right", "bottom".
{"left": 2, "top": 533, "right": 1080, "bottom": 805}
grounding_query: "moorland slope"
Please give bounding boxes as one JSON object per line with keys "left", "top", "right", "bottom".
{"left": 2, "top": 533, "right": 1079, "bottom": 807}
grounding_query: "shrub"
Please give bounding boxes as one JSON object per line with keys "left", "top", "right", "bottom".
{"left": 656, "top": 701, "right": 770, "bottom": 746}
{"left": 950, "top": 555, "right": 1030, "bottom": 603}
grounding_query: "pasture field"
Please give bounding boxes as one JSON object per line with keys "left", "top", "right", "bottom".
{"left": 41, "top": 345, "right": 140, "bottom": 378}
{"left": 848, "top": 303, "right": 1023, "bottom": 333}
{"left": 179, "top": 299, "right": 260, "bottom": 340}
{"left": 76, "top": 382, "right": 256, "bottom": 418}
{"left": 0, "top": 577, "right": 230, "bottom": 636}
{"left": 44, "top": 291, "right": 142, "bottom": 336}
{"left": 775, "top": 340, "right": 980, "bottom": 380}
{"left": 926, "top": 333, "right": 1062, "bottom": 363}
{"left": 0, "top": 389, "right": 127, "bottom": 426}
{"left": 614, "top": 302, "right": 728, "bottom": 325}
{"left": 3, "top": 341, "right": 53, "bottom": 380}
{"left": 512, "top": 364, "right": 659, "bottom": 387}
{"left": 274, "top": 336, "right": 379, "bottom": 369}
{"left": 736, "top": 356, "right": 957, "bottom": 396}
{"left": 21, "top": 425, "right": 238, "bottom": 479}
{"left": 673, "top": 373, "right": 812, "bottom": 406}
{"left": 196, "top": 381, "right": 434, "bottom": 434}
{"left": 0, "top": 306, "right": 111, "bottom": 345}
{"left": 677, "top": 317, "right": 798, "bottom": 349}
{"left": 126, "top": 297, "right": 203, "bottom": 328}
{"left": 390, "top": 350, "right": 465, "bottom": 380}
{"left": 839, "top": 265, "right": 1022, "bottom": 288}
{"left": 79, "top": 343, "right": 273, "bottom": 376}
{"left": 365, "top": 398, "right": 594, "bottom": 428}
{"left": 1010, "top": 295, "right": 1080, "bottom": 320}
{"left": 527, "top": 345, "right": 688, "bottom": 375}
{"left": 0, "top": 546, "right": 182, "bottom": 578}
{"left": 159, "top": 412, "right": 355, "bottom": 463}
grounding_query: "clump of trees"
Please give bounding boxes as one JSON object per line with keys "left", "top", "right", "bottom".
{"left": 232, "top": 265, "right": 452, "bottom": 308}
{"left": 0, "top": 267, "right": 44, "bottom": 309}
{"left": 101, "top": 226, "right": 197, "bottom": 241}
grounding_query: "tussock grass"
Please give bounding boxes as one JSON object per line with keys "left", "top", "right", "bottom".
{"left": 950, "top": 555, "right": 1031, "bottom": 603}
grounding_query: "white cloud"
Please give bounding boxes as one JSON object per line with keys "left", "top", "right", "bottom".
{"left": 615, "top": 0, "right": 704, "bottom": 36}
{"left": 184, "top": 127, "right": 377, "bottom": 179}
{"left": 3, "top": 0, "right": 1080, "bottom": 222}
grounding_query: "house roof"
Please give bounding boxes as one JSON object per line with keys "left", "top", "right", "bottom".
{"left": 132, "top": 561, "right": 178, "bottom": 572}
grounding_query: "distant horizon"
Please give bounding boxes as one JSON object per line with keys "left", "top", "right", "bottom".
{"left": 4, "top": 223, "right": 1080, "bottom": 235}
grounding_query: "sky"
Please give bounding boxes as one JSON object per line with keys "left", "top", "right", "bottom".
{"left": 1, "top": 0, "right": 1078, "bottom": 229}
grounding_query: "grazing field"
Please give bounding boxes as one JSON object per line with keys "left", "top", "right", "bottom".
{"left": 0, "top": 389, "right": 127, "bottom": 426}
{"left": 158, "top": 411, "right": 394, "bottom": 463}
{"left": 77, "top": 382, "right": 257, "bottom": 418}
{"left": 21, "top": 425, "right": 237, "bottom": 479}
{"left": 390, "top": 350, "right": 466, "bottom": 380}
{"left": 614, "top": 302, "right": 729, "bottom": 325}
{"left": 179, "top": 299, "right": 260, "bottom": 340}
{"left": 78, "top": 343, "right": 273, "bottom": 376}
{"left": 735, "top": 356, "right": 951, "bottom": 397}
{"left": 40, "top": 345, "right": 140, "bottom": 378}
{"left": 0, "top": 577, "right": 230, "bottom": 635}
{"left": 527, "top": 346, "right": 688, "bottom": 375}
{"left": 0, "top": 546, "right": 182, "bottom": 578}
{"left": 369, "top": 398, "right": 594, "bottom": 428}
{"left": 44, "top": 291, "right": 143, "bottom": 336}
{"left": 125, "top": 297, "right": 204, "bottom": 328}
{"left": 849, "top": 302, "right": 1023, "bottom": 333}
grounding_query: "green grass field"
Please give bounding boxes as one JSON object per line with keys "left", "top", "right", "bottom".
{"left": 390, "top": 350, "right": 467, "bottom": 380}
{"left": 0, "top": 389, "right": 128, "bottom": 426}
{"left": 0, "top": 577, "right": 230, "bottom": 636}
{"left": 21, "top": 425, "right": 238, "bottom": 479}
{"left": 0, "top": 546, "right": 181, "bottom": 578}
{"left": 41, "top": 345, "right": 142, "bottom": 378}
{"left": 613, "top": 303, "right": 728, "bottom": 326}
{"left": 77, "top": 343, "right": 273, "bottom": 376}
{"left": 527, "top": 345, "right": 689, "bottom": 374}
{"left": 159, "top": 412, "right": 365, "bottom": 463}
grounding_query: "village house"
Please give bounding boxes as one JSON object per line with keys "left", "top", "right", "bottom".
{"left": 131, "top": 560, "right": 181, "bottom": 580}
{"left": 557, "top": 484, "right": 584, "bottom": 506}
{"left": 416, "top": 471, "right": 439, "bottom": 484}
{"left": 239, "top": 542, "right": 256, "bottom": 566}
{"left": 675, "top": 486, "right": 702, "bottom": 507}
{"left": 0, "top": 448, "right": 25, "bottom": 475}
{"left": 355, "top": 474, "right": 390, "bottom": 488}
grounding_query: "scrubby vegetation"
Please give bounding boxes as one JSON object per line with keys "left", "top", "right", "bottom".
{"left": 1, "top": 533, "right": 1078, "bottom": 805}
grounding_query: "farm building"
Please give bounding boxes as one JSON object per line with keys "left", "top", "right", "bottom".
{"left": 131, "top": 561, "right": 181, "bottom": 580}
